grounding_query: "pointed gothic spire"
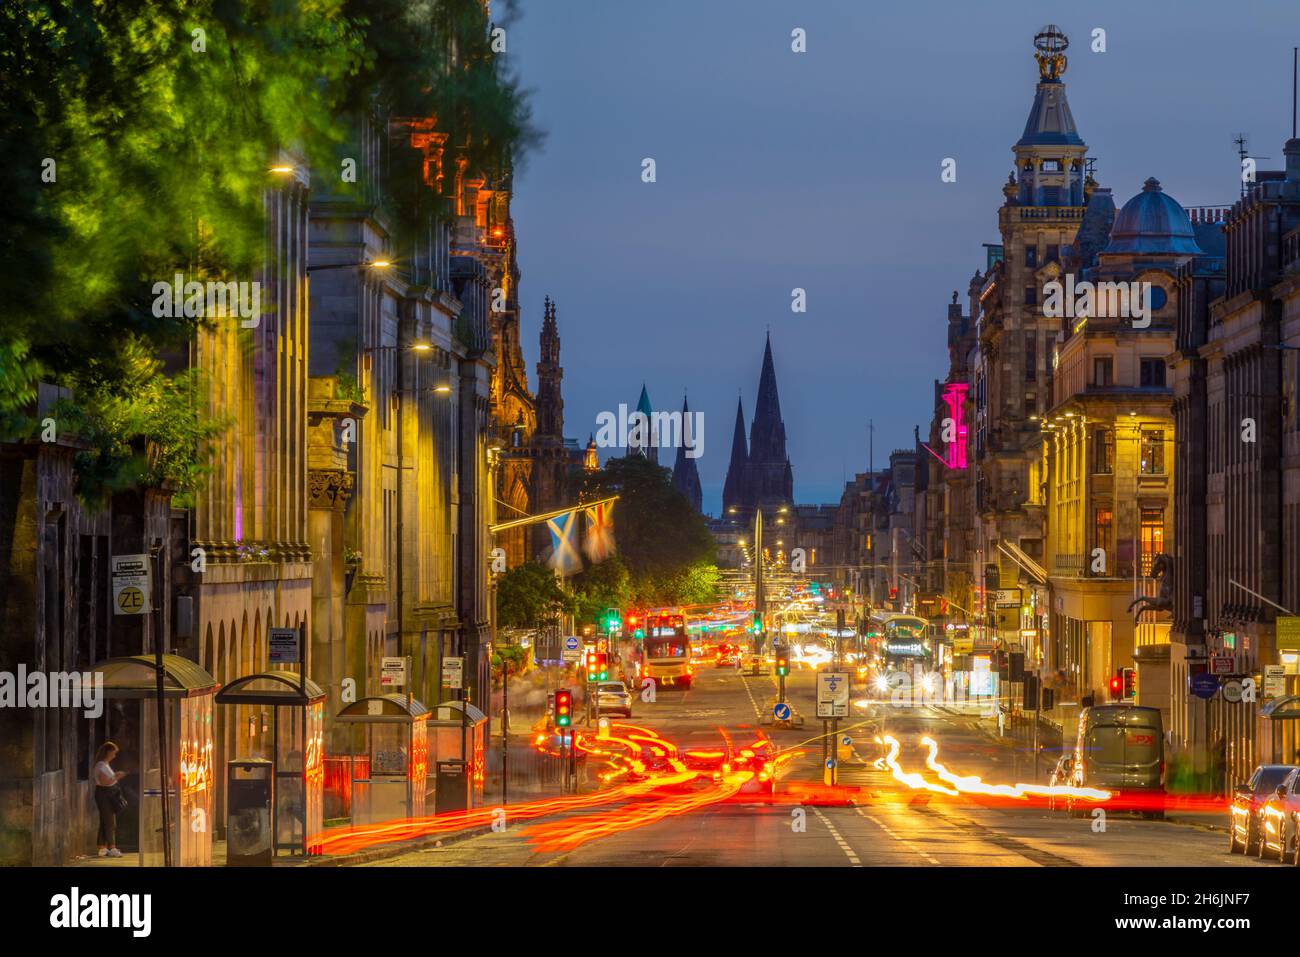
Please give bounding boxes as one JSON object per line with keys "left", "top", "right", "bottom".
{"left": 671, "top": 394, "right": 702, "bottom": 513}
{"left": 722, "top": 395, "right": 748, "bottom": 515}
{"left": 629, "top": 382, "right": 658, "bottom": 463}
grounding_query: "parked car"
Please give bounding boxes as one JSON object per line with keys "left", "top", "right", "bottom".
{"left": 1068, "top": 704, "right": 1164, "bottom": 818}
{"left": 593, "top": 680, "right": 632, "bottom": 718}
{"left": 1047, "top": 754, "right": 1074, "bottom": 811}
{"left": 1255, "top": 767, "right": 1300, "bottom": 863}
{"left": 1229, "top": 764, "right": 1298, "bottom": 855}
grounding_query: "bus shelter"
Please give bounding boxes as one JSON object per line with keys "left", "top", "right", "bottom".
{"left": 92, "top": 654, "right": 218, "bottom": 867}
{"left": 430, "top": 700, "right": 488, "bottom": 805}
{"left": 336, "top": 695, "right": 429, "bottom": 825}
{"left": 215, "top": 672, "right": 325, "bottom": 857}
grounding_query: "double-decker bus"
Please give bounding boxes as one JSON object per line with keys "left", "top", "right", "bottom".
{"left": 642, "top": 613, "right": 694, "bottom": 689}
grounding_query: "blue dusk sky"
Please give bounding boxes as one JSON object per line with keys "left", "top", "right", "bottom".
{"left": 506, "top": 0, "right": 1299, "bottom": 514}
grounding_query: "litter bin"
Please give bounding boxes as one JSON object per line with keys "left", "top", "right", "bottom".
{"left": 227, "top": 758, "right": 274, "bottom": 866}
{"left": 434, "top": 760, "right": 470, "bottom": 814}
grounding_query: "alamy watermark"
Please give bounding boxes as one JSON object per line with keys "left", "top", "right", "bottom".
{"left": 0, "top": 667, "right": 103, "bottom": 718}
{"left": 152, "top": 272, "right": 261, "bottom": 328}
{"left": 1042, "top": 274, "right": 1152, "bottom": 329}
{"left": 594, "top": 404, "right": 704, "bottom": 459}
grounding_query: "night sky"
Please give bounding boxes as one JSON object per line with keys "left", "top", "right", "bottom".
{"left": 508, "top": 0, "right": 1298, "bottom": 514}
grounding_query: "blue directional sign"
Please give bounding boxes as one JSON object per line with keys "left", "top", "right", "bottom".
{"left": 1190, "top": 672, "right": 1220, "bottom": 700}
{"left": 841, "top": 735, "right": 852, "bottom": 747}
{"left": 825, "top": 758, "right": 836, "bottom": 769}
{"left": 773, "top": 702, "right": 791, "bottom": 721}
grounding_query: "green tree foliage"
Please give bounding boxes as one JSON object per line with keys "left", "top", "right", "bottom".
{"left": 572, "top": 554, "right": 631, "bottom": 626}
{"left": 580, "top": 456, "right": 718, "bottom": 607}
{"left": 495, "top": 561, "right": 574, "bottom": 630}
{"left": 1, "top": 0, "right": 539, "bottom": 505}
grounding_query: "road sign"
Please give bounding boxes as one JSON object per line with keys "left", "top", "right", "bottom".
{"left": 773, "top": 702, "right": 791, "bottom": 721}
{"left": 817, "top": 671, "right": 850, "bottom": 718}
{"left": 1209, "top": 656, "right": 1235, "bottom": 675}
{"left": 841, "top": 735, "right": 852, "bottom": 747}
{"left": 443, "top": 656, "right": 464, "bottom": 690}
{"left": 381, "top": 657, "right": 407, "bottom": 687}
{"left": 111, "top": 554, "right": 152, "bottom": 615}
{"left": 825, "top": 758, "right": 836, "bottom": 770}
{"left": 1278, "top": 616, "right": 1300, "bottom": 651}
{"left": 1265, "top": 665, "right": 1287, "bottom": 699}
{"left": 1222, "top": 679, "right": 1244, "bottom": 703}
{"left": 1190, "top": 672, "right": 1219, "bottom": 700}
{"left": 562, "top": 635, "right": 581, "bottom": 663}
{"left": 268, "top": 627, "right": 299, "bottom": 664}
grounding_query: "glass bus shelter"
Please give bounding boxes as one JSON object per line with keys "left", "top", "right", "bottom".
{"left": 92, "top": 654, "right": 218, "bottom": 867}
{"left": 336, "top": 694, "right": 429, "bottom": 826}
{"left": 215, "top": 672, "right": 325, "bottom": 857}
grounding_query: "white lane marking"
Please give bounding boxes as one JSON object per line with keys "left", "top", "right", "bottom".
{"left": 739, "top": 673, "right": 764, "bottom": 720}
{"left": 855, "top": 806, "right": 941, "bottom": 865}
{"left": 811, "top": 807, "right": 862, "bottom": 866}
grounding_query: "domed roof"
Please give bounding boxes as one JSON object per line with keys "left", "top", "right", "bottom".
{"left": 1103, "top": 178, "right": 1202, "bottom": 256}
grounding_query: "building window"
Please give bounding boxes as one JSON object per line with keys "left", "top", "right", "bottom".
{"left": 1045, "top": 244, "right": 1060, "bottom": 264}
{"left": 1025, "top": 246, "right": 1037, "bottom": 268}
{"left": 1094, "top": 507, "right": 1113, "bottom": 562}
{"left": 1093, "top": 428, "right": 1114, "bottom": 474}
{"left": 1041, "top": 159, "right": 1061, "bottom": 172}
{"left": 1140, "top": 508, "right": 1165, "bottom": 575}
{"left": 1093, "top": 356, "right": 1113, "bottom": 387}
{"left": 1140, "top": 429, "right": 1165, "bottom": 474}
{"left": 1024, "top": 285, "right": 1037, "bottom": 307}
{"left": 1025, "top": 333, "right": 1036, "bottom": 381}
{"left": 1139, "top": 358, "right": 1166, "bottom": 388}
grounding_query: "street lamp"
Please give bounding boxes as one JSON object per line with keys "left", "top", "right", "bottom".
{"left": 307, "top": 259, "right": 394, "bottom": 274}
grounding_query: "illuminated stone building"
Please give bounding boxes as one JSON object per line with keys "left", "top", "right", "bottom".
{"left": 1173, "top": 135, "right": 1300, "bottom": 791}
{"left": 1041, "top": 178, "right": 1208, "bottom": 717}
{"left": 969, "top": 26, "right": 1100, "bottom": 668}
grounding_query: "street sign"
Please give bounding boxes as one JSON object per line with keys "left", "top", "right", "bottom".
{"left": 773, "top": 702, "right": 791, "bottom": 721}
{"left": 111, "top": 554, "right": 152, "bottom": 616}
{"left": 1190, "top": 672, "right": 1219, "bottom": 700}
{"left": 817, "top": 671, "right": 850, "bottom": 718}
{"left": 841, "top": 735, "right": 852, "bottom": 747}
{"left": 562, "top": 635, "right": 581, "bottom": 663}
{"left": 1278, "top": 616, "right": 1300, "bottom": 651}
{"left": 268, "top": 627, "right": 299, "bottom": 664}
{"left": 443, "top": 656, "right": 464, "bottom": 690}
{"left": 381, "top": 657, "right": 407, "bottom": 687}
{"left": 1222, "top": 679, "right": 1244, "bottom": 704}
{"left": 1209, "top": 656, "right": 1235, "bottom": 675}
{"left": 994, "top": 589, "right": 1020, "bottom": 608}
{"left": 1265, "top": 665, "right": 1287, "bottom": 699}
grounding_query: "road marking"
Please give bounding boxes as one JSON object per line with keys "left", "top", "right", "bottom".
{"left": 855, "top": 807, "right": 941, "bottom": 864}
{"left": 811, "top": 807, "right": 862, "bottom": 866}
{"left": 738, "top": 673, "right": 765, "bottom": 720}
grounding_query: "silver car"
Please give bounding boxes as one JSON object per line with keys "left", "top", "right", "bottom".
{"left": 593, "top": 680, "right": 632, "bottom": 717}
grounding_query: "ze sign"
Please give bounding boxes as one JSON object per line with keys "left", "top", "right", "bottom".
{"left": 381, "top": 657, "right": 407, "bottom": 687}
{"left": 111, "top": 554, "right": 152, "bottom": 615}
{"left": 443, "top": 656, "right": 464, "bottom": 690}
{"left": 817, "top": 672, "right": 850, "bottom": 718}
{"left": 268, "top": 627, "right": 300, "bottom": 664}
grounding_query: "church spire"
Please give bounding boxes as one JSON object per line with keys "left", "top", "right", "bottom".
{"left": 629, "top": 382, "right": 658, "bottom": 464}
{"left": 535, "top": 296, "right": 563, "bottom": 441}
{"left": 722, "top": 395, "right": 748, "bottom": 516}
{"left": 671, "top": 394, "right": 702, "bottom": 513}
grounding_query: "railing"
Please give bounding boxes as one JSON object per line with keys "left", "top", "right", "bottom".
{"left": 1011, "top": 206, "right": 1086, "bottom": 221}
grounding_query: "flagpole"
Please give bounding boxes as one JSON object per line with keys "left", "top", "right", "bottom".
{"left": 489, "top": 495, "right": 619, "bottom": 534}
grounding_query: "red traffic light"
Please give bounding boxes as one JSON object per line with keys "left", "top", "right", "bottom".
{"left": 555, "top": 689, "right": 572, "bottom": 727}
{"left": 1109, "top": 673, "right": 1123, "bottom": 698}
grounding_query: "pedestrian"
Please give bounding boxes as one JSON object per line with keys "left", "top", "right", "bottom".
{"left": 93, "top": 741, "right": 126, "bottom": 858}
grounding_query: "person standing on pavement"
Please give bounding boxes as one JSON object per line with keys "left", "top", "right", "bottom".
{"left": 93, "top": 741, "right": 126, "bottom": 858}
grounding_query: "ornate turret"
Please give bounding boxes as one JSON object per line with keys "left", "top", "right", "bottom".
{"left": 1013, "top": 25, "right": 1088, "bottom": 209}
{"left": 535, "top": 296, "right": 563, "bottom": 441}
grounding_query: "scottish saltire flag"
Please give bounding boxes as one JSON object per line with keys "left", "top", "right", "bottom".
{"left": 583, "top": 501, "right": 615, "bottom": 563}
{"left": 546, "top": 510, "right": 583, "bottom": 575}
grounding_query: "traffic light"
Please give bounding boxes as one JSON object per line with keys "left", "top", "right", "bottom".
{"left": 555, "top": 689, "right": 572, "bottom": 727}
{"left": 775, "top": 648, "right": 790, "bottom": 677}
{"left": 1122, "top": 666, "right": 1137, "bottom": 700}
{"left": 1109, "top": 671, "right": 1123, "bottom": 700}
{"left": 752, "top": 612, "right": 763, "bottom": 634}
{"left": 586, "top": 652, "right": 599, "bottom": 682}
{"left": 595, "top": 653, "right": 609, "bottom": 681}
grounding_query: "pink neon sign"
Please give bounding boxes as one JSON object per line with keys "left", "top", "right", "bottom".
{"left": 940, "top": 382, "right": 969, "bottom": 470}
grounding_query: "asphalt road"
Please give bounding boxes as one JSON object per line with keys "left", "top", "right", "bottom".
{"left": 369, "top": 665, "right": 1266, "bottom": 867}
